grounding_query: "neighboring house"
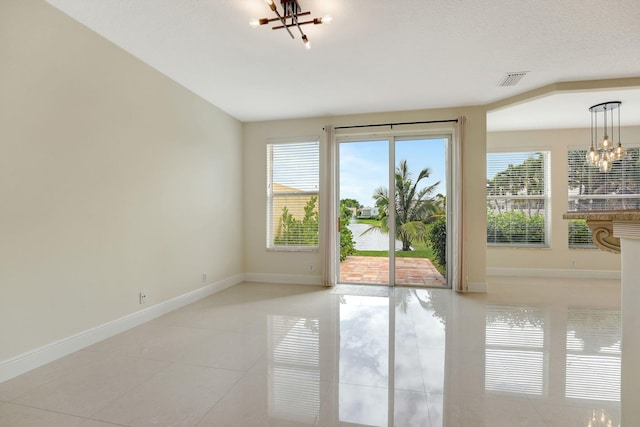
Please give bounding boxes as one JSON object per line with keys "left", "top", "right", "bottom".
{"left": 272, "top": 183, "right": 308, "bottom": 217}
{"left": 358, "top": 206, "right": 379, "bottom": 218}
{"left": 270, "top": 182, "right": 315, "bottom": 240}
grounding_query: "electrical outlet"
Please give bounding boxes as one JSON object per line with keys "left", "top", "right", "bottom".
{"left": 308, "top": 264, "right": 314, "bottom": 272}
{"left": 570, "top": 259, "right": 576, "bottom": 268}
{"left": 139, "top": 290, "right": 147, "bottom": 304}
{"left": 202, "top": 273, "right": 207, "bottom": 284}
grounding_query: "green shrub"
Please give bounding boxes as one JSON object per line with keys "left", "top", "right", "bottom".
{"left": 487, "top": 210, "right": 545, "bottom": 245}
{"left": 428, "top": 216, "right": 447, "bottom": 267}
{"left": 339, "top": 202, "right": 357, "bottom": 261}
{"left": 568, "top": 219, "right": 594, "bottom": 247}
{"left": 274, "top": 197, "right": 318, "bottom": 246}
{"left": 340, "top": 227, "right": 356, "bottom": 261}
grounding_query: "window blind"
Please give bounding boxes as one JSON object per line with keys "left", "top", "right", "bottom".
{"left": 485, "top": 305, "right": 546, "bottom": 395}
{"left": 267, "top": 140, "right": 320, "bottom": 249}
{"left": 486, "top": 151, "right": 550, "bottom": 246}
{"left": 565, "top": 308, "right": 620, "bottom": 402}
{"left": 269, "top": 315, "right": 320, "bottom": 422}
{"left": 568, "top": 147, "right": 640, "bottom": 247}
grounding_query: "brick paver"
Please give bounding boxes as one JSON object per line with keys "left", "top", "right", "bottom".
{"left": 339, "top": 256, "right": 446, "bottom": 287}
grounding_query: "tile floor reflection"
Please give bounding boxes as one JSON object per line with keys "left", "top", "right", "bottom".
{"left": 0, "top": 279, "right": 622, "bottom": 426}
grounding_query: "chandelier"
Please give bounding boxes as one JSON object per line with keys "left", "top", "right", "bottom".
{"left": 586, "top": 101, "right": 627, "bottom": 172}
{"left": 250, "top": 0, "right": 332, "bottom": 49}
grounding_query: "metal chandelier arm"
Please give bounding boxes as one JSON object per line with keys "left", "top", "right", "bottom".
{"left": 269, "top": 1, "right": 294, "bottom": 39}
{"left": 250, "top": 0, "right": 331, "bottom": 48}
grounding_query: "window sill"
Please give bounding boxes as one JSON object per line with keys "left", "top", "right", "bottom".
{"left": 267, "top": 246, "right": 319, "bottom": 252}
{"left": 487, "top": 245, "right": 550, "bottom": 249}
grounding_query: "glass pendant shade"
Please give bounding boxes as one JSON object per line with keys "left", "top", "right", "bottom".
{"left": 586, "top": 145, "right": 599, "bottom": 166}
{"left": 614, "top": 142, "right": 627, "bottom": 160}
{"left": 587, "top": 101, "right": 625, "bottom": 173}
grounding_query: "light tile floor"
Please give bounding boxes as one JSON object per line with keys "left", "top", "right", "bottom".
{"left": 0, "top": 278, "right": 622, "bottom": 426}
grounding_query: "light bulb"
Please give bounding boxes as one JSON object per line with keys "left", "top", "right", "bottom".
{"left": 602, "top": 134, "right": 611, "bottom": 149}
{"left": 586, "top": 146, "right": 599, "bottom": 166}
{"left": 614, "top": 143, "right": 627, "bottom": 160}
{"left": 321, "top": 14, "right": 333, "bottom": 24}
{"left": 249, "top": 18, "right": 260, "bottom": 28}
{"left": 302, "top": 35, "right": 311, "bottom": 49}
{"left": 600, "top": 158, "right": 612, "bottom": 172}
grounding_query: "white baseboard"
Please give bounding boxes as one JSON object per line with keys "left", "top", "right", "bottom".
{"left": 487, "top": 267, "right": 621, "bottom": 280}
{"left": 243, "top": 273, "right": 323, "bottom": 286}
{"left": 0, "top": 274, "right": 243, "bottom": 384}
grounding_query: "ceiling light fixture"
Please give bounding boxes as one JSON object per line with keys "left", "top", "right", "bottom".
{"left": 250, "top": 0, "right": 332, "bottom": 49}
{"left": 586, "top": 101, "right": 627, "bottom": 172}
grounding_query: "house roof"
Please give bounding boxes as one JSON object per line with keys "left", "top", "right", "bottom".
{"left": 47, "top": 0, "right": 640, "bottom": 127}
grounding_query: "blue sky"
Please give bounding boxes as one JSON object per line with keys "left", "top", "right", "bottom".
{"left": 339, "top": 138, "right": 447, "bottom": 208}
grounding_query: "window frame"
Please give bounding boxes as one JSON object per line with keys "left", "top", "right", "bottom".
{"left": 486, "top": 150, "right": 551, "bottom": 248}
{"left": 266, "top": 138, "right": 320, "bottom": 251}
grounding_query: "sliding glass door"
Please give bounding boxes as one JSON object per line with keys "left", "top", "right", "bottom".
{"left": 337, "top": 135, "right": 448, "bottom": 287}
{"left": 394, "top": 138, "right": 447, "bottom": 287}
{"left": 338, "top": 139, "right": 391, "bottom": 285}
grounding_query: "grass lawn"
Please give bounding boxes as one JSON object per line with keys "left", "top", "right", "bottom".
{"left": 355, "top": 218, "right": 381, "bottom": 226}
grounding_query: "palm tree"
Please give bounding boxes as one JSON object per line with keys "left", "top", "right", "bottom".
{"left": 364, "top": 160, "right": 440, "bottom": 251}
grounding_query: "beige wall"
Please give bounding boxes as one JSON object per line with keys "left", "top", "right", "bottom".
{"left": 486, "top": 126, "right": 640, "bottom": 273}
{"left": 0, "top": 0, "right": 243, "bottom": 361}
{"left": 243, "top": 108, "right": 488, "bottom": 288}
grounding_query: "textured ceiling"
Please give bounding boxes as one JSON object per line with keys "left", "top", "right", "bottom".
{"left": 47, "top": 0, "right": 640, "bottom": 127}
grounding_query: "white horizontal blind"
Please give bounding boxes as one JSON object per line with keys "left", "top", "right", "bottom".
{"left": 485, "top": 305, "right": 546, "bottom": 395}
{"left": 486, "top": 151, "right": 550, "bottom": 246}
{"left": 565, "top": 308, "right": 620, "bottom": 401}
{"left": 568, "top": 147, "right": 640, "bottom": 247}
{"left": 269, "top": 315, "right": 320, "bottom": 422}
{"left": 267, "top": 140, "right": 320, "bottom": 249}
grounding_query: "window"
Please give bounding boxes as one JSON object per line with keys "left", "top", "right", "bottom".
{"left": 567, "top": 147, "right": 640, "bottom": 247}
{"left": 486, "top": 151, "right": 550, "bottom": 246}
{"left": 267, "top": 140, "right": 320, "bottom": 250}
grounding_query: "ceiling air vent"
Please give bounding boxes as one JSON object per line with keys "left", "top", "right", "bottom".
{"left": 498, "top": 71, "right": 528, "bottom": 87}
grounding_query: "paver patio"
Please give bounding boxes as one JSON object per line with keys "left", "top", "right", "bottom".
{"left": 339, "top": 256, "right": 447, "bottom": 287}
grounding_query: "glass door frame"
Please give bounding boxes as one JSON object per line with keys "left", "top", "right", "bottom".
{"left": 335, "top": 129, "right": 454, "bottom": 288}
